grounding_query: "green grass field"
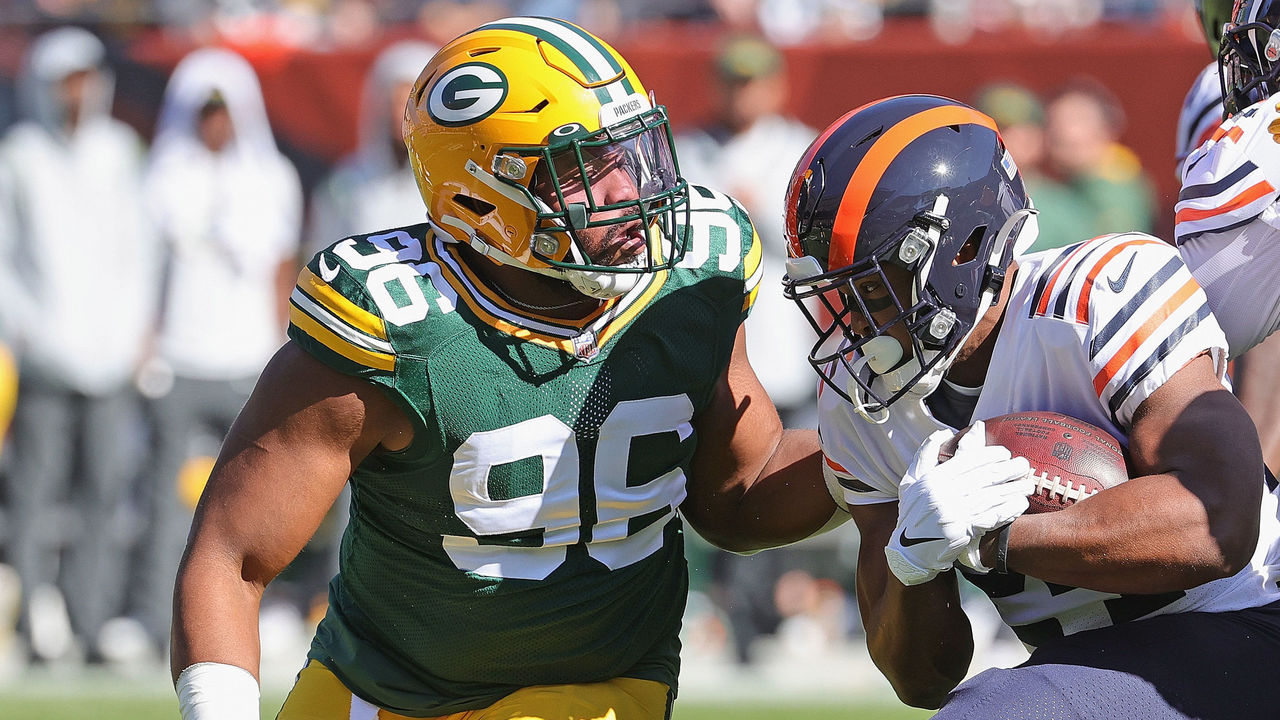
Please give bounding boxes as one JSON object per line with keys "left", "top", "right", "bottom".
{"left": 0, "top": 657, "right": 934, "bottom": 720}
{"left": 0, "top": 695, "right": 933, "bottom": 720}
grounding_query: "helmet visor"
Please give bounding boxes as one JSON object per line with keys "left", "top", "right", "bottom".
{"left": 503, "top": 106, "right": 690, "bottom": 273}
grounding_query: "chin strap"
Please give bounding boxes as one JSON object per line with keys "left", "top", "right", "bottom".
{"left": 845, "top": 355, "right": 893, "bottom": 425}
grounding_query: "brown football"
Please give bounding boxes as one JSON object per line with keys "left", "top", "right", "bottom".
{"left": 939, "top": 411, "right": 1129, "bottom": 514}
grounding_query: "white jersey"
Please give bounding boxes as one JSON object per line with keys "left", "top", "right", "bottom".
{"left": 822, "top": 233, "right": 1280, "bottom": 649}
{"left": 1175, "top": 62, "right": 1224, "bottom": 172}
{"left": 1177, "top": 96, "right": 1280, "bottom": 357}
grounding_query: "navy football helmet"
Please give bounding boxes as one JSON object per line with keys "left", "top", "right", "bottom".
{"left": 782, "top": 95, "right": 1036, "bottom": 422}
{"left": 1220, "top": 0, "right": 1280, "bottom": 115}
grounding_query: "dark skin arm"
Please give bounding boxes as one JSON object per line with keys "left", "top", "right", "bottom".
{"left": 980, "top": 353, "right": 1263, "bottom": 592}
{"left": 854, "top": 353, "right": 1262, "bottom": 709}
{"left": 170, "top": 341, "right": 413, "bottom": 683}
{"left": 174, "top": 325, "right": 835, "bottom": 682}
{"left": 681, "top": 325, "right": 838, "bottom": 553}
{"left": 850, "top": 502, "right": 974, "bottom": 709}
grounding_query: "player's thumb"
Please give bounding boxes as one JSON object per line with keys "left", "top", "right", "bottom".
{"left": 915, "top": 428, "right": 955, "bottom": 471}
{"left": 956, "top": 420, "right": 987, "bottom": 452}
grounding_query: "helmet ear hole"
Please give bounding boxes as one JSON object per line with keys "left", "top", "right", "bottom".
{"left": 454, "top": 193, "right": 496, "bottom": 217}
{"left": 953, "top": 225, "right": 987, "bottom": 265}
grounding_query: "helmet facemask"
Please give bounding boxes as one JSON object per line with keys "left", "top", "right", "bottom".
{"left": 786, "top": 199, "right": 955, "bottom": 422}
{"left": 785, "top": 200, "right": 1035, "bottom": 424}
{"left": 781, "top": 95, "right": 1035, "bottom": 423}
{"left": 1196, "top": 0, "right": 1236, "bottom": 57}
{"left": 495, "top": 105, "right": 691, "bottom": 298}
{"left": 1220, "top": 15, "right": 1280, "bottom": 116}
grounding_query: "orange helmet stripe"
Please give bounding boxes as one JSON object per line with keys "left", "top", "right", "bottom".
{"left": 785, "top": 95, "right": 913, "bottom": 259}
{"left": 829, "top": 105, "right": 999, "bottom": 269}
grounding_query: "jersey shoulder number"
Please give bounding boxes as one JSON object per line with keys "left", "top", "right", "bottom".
{"left": 678, "top": 184, "right": 763, "bottom": 319}
{"left": 289, "top": 224, "right": 443, "bottom": 376}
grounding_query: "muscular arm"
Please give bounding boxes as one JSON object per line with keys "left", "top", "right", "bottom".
{"left": 986, "top": 353, "right": 1263, "bottom": 593}
{"left": 170, "top": 341, "right": 413, "bottom": 682}
{"left": 681, "top": 325, "right": 836, "bottom": 553}
{"left": 851, "top": 502, "right": 974, "bottom": 709}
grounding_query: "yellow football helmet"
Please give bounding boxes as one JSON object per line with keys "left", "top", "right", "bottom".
{"left": 404, "top": 17, "right": 689, "bottom": 298}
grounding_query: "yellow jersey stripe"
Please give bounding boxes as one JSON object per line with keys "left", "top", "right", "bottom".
{"left": 297, "top": 267, "right": 388, "bottom": 341}
{"left": 427, "top": 240, "right": 648, "bottom": 350}
{"left": 427, "top": 247, "right": 582, "bottom": 352}
{"left": 449, "top": 261, "right": 615, "bottom": 328}
{"left": 595, "top": 268, "right": 667, "bottom": 346}
{"left": 289, "top": 304, "right": 396, "bottom": 371}
{"left": 290, "top": 289, "right": 395, "bottom": 354}
{"left": 743, "top": 281, "right": 760, "bottom": 315}
{"left": 743, "top": 228, "right": 763, "bottom": 281}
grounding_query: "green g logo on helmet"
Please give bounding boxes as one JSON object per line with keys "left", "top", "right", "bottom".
{"left": 427, "top": 62, "right": 509, "bottom": 127}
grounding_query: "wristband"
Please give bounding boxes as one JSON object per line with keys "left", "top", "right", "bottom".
{"left": 176, "top": 661, "right": 260, "bottom": 720}
{"left": 994, "top": 522, "right": 1013, "bottom": 575}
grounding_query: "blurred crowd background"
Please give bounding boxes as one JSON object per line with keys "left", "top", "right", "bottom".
{"left": 0, "top": 0, "right": 1221, "bottom": 691}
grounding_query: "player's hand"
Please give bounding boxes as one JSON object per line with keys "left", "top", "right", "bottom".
{"left": 884, "top": 422, "right": 1034, "bottom": 586}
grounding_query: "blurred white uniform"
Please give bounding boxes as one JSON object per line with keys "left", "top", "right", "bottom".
{"left": 1176, "top": 96, "right": 1280, "bottom": 357}
{"left": 306, "top": 41, "right": 438, "bottom": 260}
{"left": 822, "top": 234, "right": 1280, "bottom": 649}
{"left": 679, "top": 115, "right": 819, "bottom": 421}
{"left": 0, "top": 27, "right": 158, "bottom": 661}
{"left": 132, "top": 47, "right": 302, "bottom": 649}
{"left": 1176, "top": 62, "right": 1224, "bottom": 173}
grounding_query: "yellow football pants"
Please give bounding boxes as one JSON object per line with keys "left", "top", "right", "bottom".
{"left": 0, "top": 343, "right": 15, "bottom": 459}
{"left": 277, "top": 659, "right": 671, "bottom": 720}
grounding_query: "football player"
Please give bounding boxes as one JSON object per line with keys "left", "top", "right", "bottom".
{"left": 1177, "top": 0, "right": 1280, "bottom": 469}
{"left": 170, "top": 18, "right": 838, "bottom": 720}
{"left": 785, "top": 94, "right": 1280, "bottom": 718}
{"left": 1177, "top": 0, "right": 1280, "bottom": 358}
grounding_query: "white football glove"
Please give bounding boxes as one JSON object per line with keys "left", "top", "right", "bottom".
{"left": 884, "top": 421, "right": 1034, "bottom": 586}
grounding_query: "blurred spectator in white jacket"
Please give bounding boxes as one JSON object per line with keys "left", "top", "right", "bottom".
{"left": 306, "top": 39, "right": 438, "bottom": 260}
{"left": 675, "top": 34, "right": 821, "bottom": 669}
{"left": 677, "top": 34, "right": 818, "bottom": 428}
{"left": 129, "top": 46, "right": 302, "bottom": 657}
{"left": 0, "top": 26, "right": 158, "bottom": 664}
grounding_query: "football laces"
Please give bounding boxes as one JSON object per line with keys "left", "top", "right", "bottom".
{"left": 1030, "top": 468, "right": 1098, "bottom": 505}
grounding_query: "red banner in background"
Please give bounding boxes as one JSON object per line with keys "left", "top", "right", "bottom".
{"left": 116, "top": 18, "right": 1208, "bottom": 236}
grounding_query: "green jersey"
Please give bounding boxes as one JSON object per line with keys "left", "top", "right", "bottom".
{"left": 286, "top": 185, "right": 762, "bottom": 716}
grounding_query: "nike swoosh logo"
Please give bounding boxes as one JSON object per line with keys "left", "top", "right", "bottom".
{"left": 898, "top": 529, "right": 944, "bottom": 547}
{"left": 1106, "top": 254, "right": 1136, "bottom": 293}
{"left": 318, "top": 255, "right": 340, "bottom": 283}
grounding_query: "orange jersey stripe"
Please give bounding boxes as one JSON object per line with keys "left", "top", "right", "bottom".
{"left": 1175, "top": 180, "right": 1276, "bottom": 224}
{"left": 824, "top": 454, "right": 851, "bottom": 475}
{"left": 1034, "top": 241, "right": 1099, "bottom": 317}
{"left": 1092, "top": 278, "right": 1200, "bottom": 396}
{"left": 1209, "top": 124, "right": 1244, "bottom": 144}
{"left": 828, "top": 106, "right": 998, "bottom": 269}
{"left": 1074, "top": 237, "right": 1161, "bottom": 324}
